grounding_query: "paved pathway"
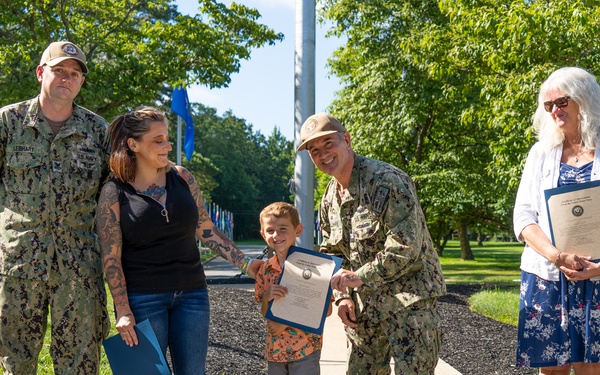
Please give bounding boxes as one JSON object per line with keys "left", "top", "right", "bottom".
{"left": 204, "top": 245, "right": 462, "bottom": 375}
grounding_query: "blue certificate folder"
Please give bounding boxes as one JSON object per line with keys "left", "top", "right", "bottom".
{"left": 265, "top": 246, "right": 343, "bottom": 335}
{"left": 102, "top": 319, "right": 171, "bottom": 375}
{"left": 544, "top": 179, "right": 600, "bottom": 260}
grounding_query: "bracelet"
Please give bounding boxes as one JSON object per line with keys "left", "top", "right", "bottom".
{"left": 241, "top": 258, "right": 250, "bottom": 274}
{"left": 553, "top": 251, "right": 562, "bottom": 265}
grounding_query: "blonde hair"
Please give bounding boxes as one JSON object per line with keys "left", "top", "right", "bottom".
{"left": 259, "top": 202, "right": 300, "bottom": 229}
{"left": 533, "top": 67, "right": 600, "bottom": 151}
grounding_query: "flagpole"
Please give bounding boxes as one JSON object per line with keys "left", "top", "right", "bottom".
{"left": 177, "top": 116, "right": 182, "bottom": 165}
{"left": 293, "top": 0, "right": 316, "bottom": 249}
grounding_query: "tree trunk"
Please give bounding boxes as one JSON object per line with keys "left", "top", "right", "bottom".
{"left": 477, "top": 231, "right": 484, "bottom": 246}
{"left": 458, "top": 221, "right": 475, "bottom": 260}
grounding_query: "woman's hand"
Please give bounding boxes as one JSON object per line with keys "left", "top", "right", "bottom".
{"left": 560, "top": 255, "right": 600, "bottom": 280}
{"left": 555, "top": 252, "right": 586, "bottom": 271}
{"left": 116, "top": 312, "right": 138, "bottom": 347}
{"left": 246, "top": 258, "right": 264, "bottom": 279}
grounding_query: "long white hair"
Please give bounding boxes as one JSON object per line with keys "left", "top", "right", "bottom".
{"left": 533, "top": 66, "right": 600, "bottom": 151}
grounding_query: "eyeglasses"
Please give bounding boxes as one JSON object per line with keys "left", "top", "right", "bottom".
{"left": 544, "top": 96, "right": 571, "bottom": 112}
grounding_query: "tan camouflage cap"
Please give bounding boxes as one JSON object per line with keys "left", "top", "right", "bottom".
{"left": 40, "top": 41, "right": 88, "bottom": 74}
{"left": 297, "top": 113, "right": 346, "bottom": 151}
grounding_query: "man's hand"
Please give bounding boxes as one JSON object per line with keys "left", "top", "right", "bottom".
{"left": 337, "top": 298, "right": 358, "bottom": 328}
{"left": 331, "top": 268, "right": 364, "bottom": 291}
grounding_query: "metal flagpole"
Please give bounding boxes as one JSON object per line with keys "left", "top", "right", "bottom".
{"left": 177, "top": 116, "right": 182, "bottom": 165}
{"left": 293, "top": 0, "right": 316, "bottom": 249}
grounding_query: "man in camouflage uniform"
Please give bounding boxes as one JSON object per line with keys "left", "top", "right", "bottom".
{"left": 0, "top": 41, "right": 110, "bottom": 374}
{"left": 298, "top": 113, "right": 446, "bottom": 375}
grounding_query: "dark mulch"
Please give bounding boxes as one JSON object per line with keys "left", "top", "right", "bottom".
{"left": 438, "top": 284, "right": 536, "bottom": 375}
{"left": 205, "top": 283, "right": 537, "bottom": 375}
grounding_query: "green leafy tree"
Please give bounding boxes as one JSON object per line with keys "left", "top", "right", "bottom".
{"left": 320, "top": 0, "right": 600, "bottom": 258}
{"left": 0, "top": 0, "right": 288, "bottom": 240}
{"left": 192, "top": 104, "right": 294, "bottom": 240}
{"left": 260, "top": 127, "right": 295, "bottom": 203}
{"left": 0, "top": 0, "right": 282, "bottom": 121}
{"left": 320, "top": 0, "right": 489, "bottom": 258}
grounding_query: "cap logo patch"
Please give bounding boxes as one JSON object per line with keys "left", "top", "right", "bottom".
{"left": 62, "top": 44, "right": 79, "bottom": 56}
{"left": 305, "top": 118, "right": 317, "bottom": 134}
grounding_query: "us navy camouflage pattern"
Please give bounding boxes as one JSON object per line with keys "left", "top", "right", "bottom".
{"left": 0, "top": 97, "right": 110, "bottom": 374}
{"left": 319, "top": 155, "right": 446, "bottom": 374}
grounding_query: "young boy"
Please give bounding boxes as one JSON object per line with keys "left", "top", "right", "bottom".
{"left": 255, "top": 202, "right": 329, "bottom": 375}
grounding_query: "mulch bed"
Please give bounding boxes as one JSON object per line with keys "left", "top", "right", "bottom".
{"left": 205, "top": 283, "right": 537, "bottom": 375}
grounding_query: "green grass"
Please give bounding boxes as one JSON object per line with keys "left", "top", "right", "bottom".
{"left": 37, "top": 284, "right": 118, "bottom": 374}
{"left": 439, "top": 240, "right": 523, "bottom": 284}
{"left": 469, "top": 288, "right": 520, "bottom": 326}
{"left": 439, "top": 240, "right": 523, "bottom": 326}
{"left": 235, "top": 238, "right": 267, "bottom": 246}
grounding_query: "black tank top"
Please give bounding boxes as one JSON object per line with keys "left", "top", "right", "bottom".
{"left": 109, "top": 168, "right": 206, "bottom": 293}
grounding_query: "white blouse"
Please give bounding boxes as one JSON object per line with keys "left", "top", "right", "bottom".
{"left": 513, "top": 142, "right": 600, "bottom": 281}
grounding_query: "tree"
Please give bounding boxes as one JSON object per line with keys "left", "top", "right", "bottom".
{"left": 319, "top": 0, "right": 498, "bottom": 258}
{"left": 192, "top": 104, "right": 294, "bottom": 240}
{"left": 0, "top": 0, "right": 283, "bottom": 121}
{"left": 0, "top": 0, "right": 289, "bottom": 239}
{"left": 437, "top": 0, "right": 600, "bottom": 188}
{"left": 320, "top": 0, "right": 600, "bottom": 258}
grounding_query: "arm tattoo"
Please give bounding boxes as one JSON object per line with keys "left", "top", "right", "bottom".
{"left": 180, "top": 167, "right": 210, "bottom": 229}
{"left": 180, "top": 167, "right": 247, "bottom": 269}
{"left": 204, "top": 225, "right": 245, "bottom": 268}
{"left": 104, "top": 257, "right": 129, "bottom": 308}
{"left": 97, "top": 184, "right": 129, "bottom": 308}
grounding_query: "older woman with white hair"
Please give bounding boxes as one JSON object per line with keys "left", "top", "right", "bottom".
{"left": 514, "top": 66, "right": 600, "bottom": 374}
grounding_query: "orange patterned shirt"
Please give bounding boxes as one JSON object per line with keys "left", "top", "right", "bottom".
{"left": 254, "top": 256, "right": 323, "bottom": 362}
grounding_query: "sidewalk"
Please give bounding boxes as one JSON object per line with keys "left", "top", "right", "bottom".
{"left": 205, "top": 245, "right": 462, "bottom": 375}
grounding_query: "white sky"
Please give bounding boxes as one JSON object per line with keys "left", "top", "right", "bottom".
{"left": 174, "top": 0, "right": 343, "bottom": 141}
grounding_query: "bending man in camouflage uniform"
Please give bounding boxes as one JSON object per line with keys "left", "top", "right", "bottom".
{"left": 0, "top": 41, "right": 110, "bottom": 374}
{"left": 298, "top": 113, "right": 446, "bottom": 375}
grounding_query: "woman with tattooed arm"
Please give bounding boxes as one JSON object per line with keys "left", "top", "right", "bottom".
{"left": 96, "top": 106, "right": 261, "bottom": 375}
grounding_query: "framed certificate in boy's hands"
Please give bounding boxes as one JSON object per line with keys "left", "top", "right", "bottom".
{"left": 265, "top": 246, "right": 342, "bottom": 335}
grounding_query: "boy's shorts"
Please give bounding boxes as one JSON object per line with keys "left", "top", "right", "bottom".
{"left": 267, "top": 350, "right": 321, "bottom": 375}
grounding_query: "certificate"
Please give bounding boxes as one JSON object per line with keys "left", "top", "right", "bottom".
{"left": 265, "top": 246, "right": 342, "bottom": 335}
{"left": 545, "top": 180, "right": 600, "bottom": 259}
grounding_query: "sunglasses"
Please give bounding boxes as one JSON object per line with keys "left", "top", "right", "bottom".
{"left": 544, "top": 96, "right": 571, "bottom": 112}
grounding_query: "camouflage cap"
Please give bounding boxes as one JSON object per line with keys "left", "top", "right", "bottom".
{"left": 40, "top": 41, "right": 88, "bottom": 74}
{"left": 297, "top": 113, "right": 346, "bottom": 151}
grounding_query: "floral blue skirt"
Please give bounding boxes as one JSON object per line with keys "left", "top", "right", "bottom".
{"left": 516, "top": 271, "right": 600, "bottom": 368}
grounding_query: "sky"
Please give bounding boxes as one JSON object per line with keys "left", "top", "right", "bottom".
{"left": 174, "top": 0, "right": 343, "bottom": 141}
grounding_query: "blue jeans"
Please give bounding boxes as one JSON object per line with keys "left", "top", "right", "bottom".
{"left": 127, "top": 287, "right": 210, "bottom": 375}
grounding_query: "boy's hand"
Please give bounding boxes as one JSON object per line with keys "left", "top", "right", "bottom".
{"left": 331, "top": 268, "right": 364, "bottom": 291}
{"left": 266, "top": 320, "right": 288, "bottom": 335}
{"left": 265, "top": 284, "right": 288, "bottom": 301}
